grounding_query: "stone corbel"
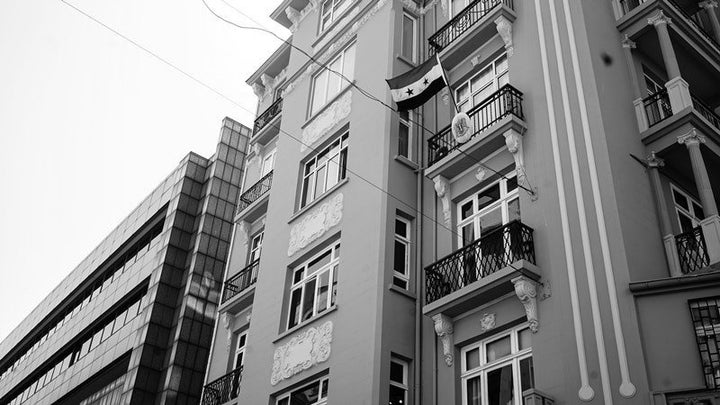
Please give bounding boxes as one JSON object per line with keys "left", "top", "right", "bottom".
{"left": 475, "top": 168, "right": 486, "bottom": 182}
{"left": 432, "top": 314, "right": 454, "bottom": 366}
{"left": 249, "top": 143, "right": 263, "bottom": 167}
{"left": 433, "top": 176, "right": 451, "bottom": 227}
{"left": 222, "top": 313, "right": 234, "bottom": 349}
{"left": 440, "top": 88, "right": 450, "bottom": 106}
{"left": 252, "top": 83, "right": 266, "bottom": 99}
{"left": 285, "top": 6, "right": 301, "bottom": 28}
{"left": 504, "top": 128, "right": 535, "bottom": 199}
{"left": 494, "top": 16, "right": 514, "bottom": 57}
{"left": 512, "top": 276, "right": 539, "bottom": 333}
{"left": 439, "top": 0, "right": 449, "bottom": 17}
{"left": 237, "top": 221, "right": 250, "bottom": 246}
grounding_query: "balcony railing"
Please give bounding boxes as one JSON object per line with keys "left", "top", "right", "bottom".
{"left": 691, "top": 94, "right": 720, "bottom": 131}
{"left": 643, "top": 89, "right": 672, "bottom": 127}
{"left": 427, "top": 84, "right": 524, "bottom": 166}
{"left": 237, "top": 171, "right": 273, "bottom": 213}
{"left": 676, "top": 226, "right": 710, "bottom": 274}
{"left": 428, "top": 0, "right": 513, "bottom": 55}
{"left": 253, "top": 98, "right": 282, "bottom": 135}
{"left": 222, "top": 259, "right": 259, "bottom": 303}
{"left": 425, "top": 220, "right": 535, "bottom": 304}
{"left": 201, "top": 366, "right": 242, "bottom": 405}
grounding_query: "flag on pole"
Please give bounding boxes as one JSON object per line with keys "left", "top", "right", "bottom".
{"left": 386, "top": 54, "right": 447, "bottom": 111}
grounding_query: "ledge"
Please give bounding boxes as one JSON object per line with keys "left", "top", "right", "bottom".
{"left": 273, "top": 305, "right": 338, "bottom": 343}
{"left": 288, "top": 178, "right": 349, "bottom": 224}
{"left": 394, "top": 155, "right": 419, "bottom": 171}
{"left": 629, "top": 269, "right": 720, "bottom": 296}
{"left": 389, "top": 284, "right": 417, "bottom": 300}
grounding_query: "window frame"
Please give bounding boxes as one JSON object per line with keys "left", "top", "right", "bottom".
{"left": 389, "top": 357, "right": 409, "bottom": 405}
{"left": 262, "top": 149, "right": 277, "bottom": 176}
{"left": 286, "top": 242, "right": 341, "bottom": 330}
{"left": 249, "top": 231, "right": 264, "bottom": 264}
{"left": 320, "top": 0, "right": 350, "bottom": 32}
{"left": 300, "top": 132, "right": 349, "bottom": 209}
{"left": 398, "top": 110, "right": 414, "bottom": 161}
{"left": 670, "top": 183, "right": 705, "bottom": 233}
{"left": 233, "top": 330, "right": 248, "bottom": 370}
{"left": 454, "top": 53, "right": 509, "bottom": 113}
{"left": 309, "top": 42, "right": 356, "bottom": 116}
{"left": 456, "top": 172, "right": 519, "bottom": 247}
{"left": 400, "top": 11, "right": 418, "bottom": 63}
{"left": 688, "top": 296, "right": 720, "bottom": 389}
{"left": 393, "top": 217, "right": 411, "bottom": 290}
{"left": 276, "top": 375, "right": 330, "bottom": 405}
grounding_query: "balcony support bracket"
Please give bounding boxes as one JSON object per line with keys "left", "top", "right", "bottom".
{"left": 494, "top": 15, "right": 514, "bottom": 58}
{"left": 700, "top": 215, "right": 720, "bottom": 265}
{"left": 431, "top": 313, "right": 454, "bottom": 366}
{"left": 504, "top": 128, "right": 536, "bottom": 201}
{"left": 433, "top": 176, "right": 452, "bottom": 226}
{"left": 512, "top": 276, "right": 539, "bottom": 333}
{"left": 222, "top": 313, "right": 234, "bottom": 350}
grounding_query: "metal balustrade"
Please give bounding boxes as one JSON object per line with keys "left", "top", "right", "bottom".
{"left": 643, "top": 89, "right": 672, "bottom": 127}
{"left": 425, "top": 220, "right": 535, "bottom": 304}
{"left": 201, "top": 366, "right": 243, "bottom": 405}
{"left": 691, "top": 94, "right": 720, "bottom": 131}
{"left": 427, "top": 84, "right": 524, "bottom": 166}
{"left": 676, "top": 226, "right": 710, "bottom": 274}
{"left": 428, "top": 0, "right": 513, "bottom": 55}
{"left": 237, "top": 171, "right": 273, "bottom": 214}
{"left": 222, "top": 259, "right": 260, "bottom": 304}
{"left": 253, "top": 98, "right": 282, "bottom": 135}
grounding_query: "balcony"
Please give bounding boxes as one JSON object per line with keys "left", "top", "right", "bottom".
{"left": 201, "top": 366, "right": 242, "bottom": 405}
{"left": 426, "top": 85, "right": 525, "bottom": 178}
{"left": 676, "top": 226, "right": 710, "bottom": 274}
{"left": 222, "top": 259, "right": 259, "bottom": 304}
{"left": 252, "top": 98, "right": 282, "bottom": 145}
{"left": 643, "top": 88, "right": 673, "bottom": 128}
{"left": 236, "top": 171, "right": 273, "bottom": 220}
{"left": 423, "top": 220, "right": 539, "bottom": 317}
{"left": 429, "top": 0, "right": 513, "bottom": 55}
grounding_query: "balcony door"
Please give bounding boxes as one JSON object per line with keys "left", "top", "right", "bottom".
{"left": 455, "top": 53, "right": 509, "bottom": 113}
{"left": 456, "top": 173, "right": 520, "bottom": 284}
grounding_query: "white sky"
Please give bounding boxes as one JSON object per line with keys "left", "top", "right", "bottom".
{"left": 0, "top": 0, "right": 288, "bottom": 342}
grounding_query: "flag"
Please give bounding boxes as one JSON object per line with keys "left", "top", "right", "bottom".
{"left": 386, "top": 54, "right": 447, "bottom": 111}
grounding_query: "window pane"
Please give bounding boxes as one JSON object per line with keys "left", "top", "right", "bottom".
{"left": 461, "top": 201, "right": 474, "bottom": 220}
{"left": 302, "top": 279, "right": 317, "bottom": 321}
{"left": 487, "top": 364, "right": 514, "bottom": 405}
{"left": 390, "top": 360, "right": 404, "bottom": 383}
{"left": 478, "top": 184, "right": 500, "bottom": 210}
{"left": 399, "top": 123, "right": 409, "bottom": 158}
{"left": 321, "top": 379, "right": 329, "bottom": 398}
{"left": 466, "top": 375, "right": 482, "bottom": 405}
{"left": 311, "top": 71, "right": 328, "bottom": 114}
{"left": 339, "top": 148, "right": 348, "bottom": 180}
{"left": 679, "top": 212, "right": 694, "bottom": 233}
{"left": 328, "top": 58, "right": 342, "bottom": 99}
{"left": 308, "top": 250, "right": 332, "bottom": 275}
{"left": 389, "top": 385, "right": 406, "bottom": 405}
{"left": 316, "top": 271, "right": 330, "bottom": 314}
{"left": 394, "top": 240, "right": 407, "bottom": 274}
{"left": 520, "top": 357, "right": 535, "bottom": 392}
{"left": 401, "top": 15, "right": 414, "bottom": 60}
{"left": 331, "top": 265, "right": 339, "bottom": 306}
{"left": 343, "top": 44, "right": 356, "bottom": 80}
{"left": 291, "top": 380, "right": 321, "bottom": 405}
{"left": 393, "top": 277, "right": 408, "bottom": 289}
{"left": 496, "top": 54, "right": 508, "bottom": 73}
{"left": 486, "top": 336, "right": 511, "bottom": 362}
{"left": 462, "top": 224, "right": 475, "bottom": 245}
{"left": 465, "top": 347, "right": 480, "bottom": 370}
{"left": 456, "top": 83, "right": 469, "bottom": 103}
{"left": 288, "top": 289, "right": 302, "bottom": 328}
{"left": 479, "top": 206, "right": 503, "bottom": 235}
{"left": 314, "top": 165, "right": 327, "bottom": 197}
{"left": 395, "top": 219, "right": 408, "bottom": 237}
{"left": 508, "top": 197, "right": 521, "bottom": 222}
{"left": 693, "top": 202, "right": 705, "bottom": 220}
{"left": 673, "top": 189, "right": 689, "bottom": 209}
{"left": 471, "top": 66, "right": 493, "bottom": 92}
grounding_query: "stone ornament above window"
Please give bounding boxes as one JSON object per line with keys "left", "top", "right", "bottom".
{"left": 271, "top": 321, "right": 333, "bottom": 385}
{"left": 302, "top": 91, "right": 352, "bottom": 153}
{"left": 288, "top": 193, "right": 344, "bottom": 256}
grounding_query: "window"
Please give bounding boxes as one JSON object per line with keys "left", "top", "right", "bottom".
{"left": 249, "top": 231, "right": 264, "bottom": 264}
{"left": 455, "top": 54, "right": 509, "bottom": 113}
{"left": 301, "top": 133, "right": 349, "bottom": 208}
{"left": 234, "top": 331, "right": 248, "bottom": 369}
{"left": 461, "top": 326, "right": 534, "bottom": 405}
{"left": 320, "top": 0, "right": 350, "bottom": 31}
{"left": 277, "top": 376, "right": 330, "bottom": 405}
{"left": 457, "top": 173, "right": 519, "bottom": 246}
{"left": 262, "top": 149, "right": 276, "bottom": 176}
{"left": 401, "top": 12, "right": 417, "bottom": 62}
{"left": 287, "top": 243, "right": 341, "bottom": 329}
{"left": 389, "top": 358, "right": 409, "bottom": 405}
{"left": 310, "top": 43, "right": 356, "bottom": 115}
{"left": 393, "top": 217, "right": 411, "bottom": 290}
{"left": 689, "top": 296, "right": 720, "bottom": 389}
{"left": 398, "top": 111, "right": 413, "bottom": 160}
{"left": 671, "top": 184, "right": 705, "bottom": 233}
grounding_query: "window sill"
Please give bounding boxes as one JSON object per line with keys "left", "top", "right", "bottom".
{"left": 274, "top": 305, "right": 338, "bottom": 343}
{"left": 302, "top": 83, "right": 354, "bottom": 130}
{"left": 394, "top": 155, "right": 419, "bottom": 171}
{"left": 289, "top": 178, "right": 349, "bottom": 224}
{"left": 389, "top": 284, "right": 416, "bottom": 300}
{"left": 396, "top": 55, "right": 417, "bottom": 68}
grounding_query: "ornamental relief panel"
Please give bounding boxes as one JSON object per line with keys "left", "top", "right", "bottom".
{"left": 271, "top": 321, "right": 333, "bottom": 385}
{"left": 301, "top": 90, "right": 352, "bottom": 153}
{"left": 288, "top": 193, "right": 344, "bottom": 256}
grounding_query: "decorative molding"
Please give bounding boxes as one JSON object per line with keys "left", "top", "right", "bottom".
{"left": 540, "top": 279, "right": 552, "bottom": 301}
{"left": 301, "top": 91, "right": 352, "bottom": 152}
{"left": 401, "top": 0, "right": 438, "bottom": 15}
{"left": 288, "top": 193, "right": 344, "bottom": 256}
{"left": 494, "top": 16, "right": 514, "bottom": 57}
{"left": 252, "top": 83, "right": 266, "bottom": 99}
{"left": 271, "top": 321, "right": 333, "bottom": 385}
{"left": 512, "top": 276, "right": 538, "bottom": 333}
{"left": 237, "top": 221, "right": 250, "bottom": 246}
{"left": 285, "top": 6, "right": 301, "bottom": 26}
{"left": 433, "top": 176, "right": 451, "bottom": 227}
{"left": 700, "top": 0, "right": 718, "bottom": 10}
{"left": 451, "top": 112, "right": 473, "bottom": 143}
{"left": 475, "top": 168, "right": 486, "bottom": 182}
{"left": 440, "top": 0, "right": 449, "bottom": 17}
{"left": 646, "top": 151, "right": 664, "bottom": 168}
{"left": 677, "top": 128, "right": 706, "bottom": 147}
{"left": 647, "top": 10, "right": 671, "bottom": 27}
{"left": 480, "top": 313, "right": 496, "bottom": 332}
{"left": 431, "top": 314, "right": 454, "bottom": 366}
{"left": 249, "top": 143, "right": 263, "bottom": 167}
{"left": 504, "top": 129, "right": 532, "bottom": 196}
{"left": 621, "top": 34, "right": 636, "bottom": 49}
{"left": 440, "top": 88, "right": 450, "bottom": 105}
{"left": 222, "top": 313, "right": 234, "bottom": 350}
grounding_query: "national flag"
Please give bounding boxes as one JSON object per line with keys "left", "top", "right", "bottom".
{"left": 386, "top": 54, "right": 447, "bottom": 111}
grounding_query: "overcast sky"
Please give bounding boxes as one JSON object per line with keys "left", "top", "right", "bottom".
{"left": 0, "top": 0, "right": 288, "bottom": 342}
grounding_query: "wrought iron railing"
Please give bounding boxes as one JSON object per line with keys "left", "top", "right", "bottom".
{"left": 676, "top": 226, "right": 710, "bottom": 274}
{"left": 428, "top": 0, "right": 513, "bottom": 55}
{"left": 643, "top": 89, "right": 672, "bottom": 127}
{"left": 425, "top": 220, "right": 535, "bottom": 304}
{"left": 201, "top": 366, "right": 243, "bottom": 405}
{"left": 222, "top": 259, "right": 260, "bottom": 303}
{"left": 427, "top": 84, "right": 524, "bottom": 166}
{"left": 253, "top": 98, "right": 282, "bottom": 135}
{"left": 237, "top": 171, "right": 273, "bottom": 213}
{"left": 691, "top": 94, "right": 720, "bottom": 131}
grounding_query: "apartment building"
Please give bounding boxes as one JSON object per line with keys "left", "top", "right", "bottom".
{"left": 0, "top": 118, "right": 251, "bottom": 405}
{"left": 202, "top": 0, "right": 720, "bottom": 404}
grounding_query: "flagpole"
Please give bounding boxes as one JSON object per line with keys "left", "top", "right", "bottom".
{"left": 436, "top": 53, "right": 459, "bottom": 114}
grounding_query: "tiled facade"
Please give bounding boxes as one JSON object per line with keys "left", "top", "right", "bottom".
{"left": 0, "top": 117, "right": 251, "bottom": 405}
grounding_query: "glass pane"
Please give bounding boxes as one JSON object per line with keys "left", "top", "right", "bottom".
{"left": 673, "top": 189, "right": 689, "bottom": 209}
{"left": 343, "top": 44, "right": 356, "bottom": 80}
{"left": 327, "top": 154, "right": 340, "bottom": 189}
{"left": 235, "top": 352, "right": 244, "bottom": 368}
{"left": 302, "top": 279, "right": 317, "bottom": 321}
{"left": 321, "top": 379, "right": 329, "bottom": 398}
{"left": 390, "top": 360, "right": 405, "bottom": 383}
{"left": 679, "top": 212, "right": 694, "bottom": 233}
{"left": 456, "top": 83, "right": 469, "bottom": 103}
{"left": 496, "top": 54, "right": 508, "bottom": 74}
{"left": 315, "top": 165, "right": 327, "bottom": 197}
{"left": 294, "top": 268, "right": 304, "bottom": 284}
{"left": 238, "top": 334, "right": 247, "bottom": 348}
{"left": 520, "top": 357, "right": 535, "bottom": 392}
{"left": 518, "top": 328, "right": 532, "bottom": 350}
{"left": 498, "top": 72, "right": 509, "bottom": 88}
{"left": 486, "top": 336, "right": 511, "bottom": 362}
{"left": 506, "top": 176, "right": 518, "bottom": 193}
{"left": 311, "top": 72, "right": 328, "bottom": 114}
{"left": 402, "top": 15, "right": 414, "bottom": 60}
{"left": 291, "top": 380, "right": 321, "bottom": 405}
{"left": 478, "top": 206, "right": 503, "bottom": 235}
{"left": 473, "top": 85, "right": 493, "bottom": 106}
{"left": 478, "top": 184, "right": 501, "bottom": 211}
{"left": 471, "top": 66, "right": 493, "bottom": 92}
{"left": 487, "top": 364, "right": 514, "bottom": 405}
{"left": 466, "top": 375, "right": 482, "bottom": 405}
{"left": 399, "top": 123, "right": 409, "bottom": 158}
{"left": 465, "top": 347, "right": 480, "bottom": 370}
{"left": 396, "top": 219, "right": 408, "bottom": 237}
{"left": 389, "top": 385, "right": 406, "bottom": 405}
{"left": 289, "top": 289, "right": 302, "bottom": 328}
{"left": 462, "top": 224, "right": 475, "bottom": 245}
{"left": 393, "top": 277, "right": 408, "bottom": 289}
{"left": 394, "top": 240, "right": 407, "bottom": 274}
{"left": 308, "top": 250, "right": 332, "bottom": 275}
{"left": 316, "top": 271, "right": 330, "bottom": 314}
{"left": 461, "top": 201, "right": 474, "bottom": 220}
{"left": 331, "top": 265, "right": 339, "bottom": 306}
{"left": 328, "top": 58, "right": 342, "bottom": 99}
{"left": 508, "top": 198, "right": 521, "bottom": 222}
{"left": 693, "top": 202, "right": 705, "bottom": 220}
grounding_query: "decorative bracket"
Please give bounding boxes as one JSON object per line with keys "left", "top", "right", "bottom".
{"left": 621, "top": 34, "right": 636, "bottom": 49}
{"left": 251, "top": 83, "right": 266, "bottom": 99}
{"left": 433, "top": 176, "right": 451, "bottom": 227}
{"left": 237, "top": 221, "right": 250, "bottom": 246}
{"left": 480, "top": 313, "right": 496, "bottom": 332}
{"left": 285, "top": 6, "right": 301, "bottom": 27}
{"left": 222, "top": 313, "right": 234, "bottom": 349}
{"left": 432, "top": 314, "right": 454, "bottom": 366}
{"left": 512, "top": 276, "right": 539, "bottom": 333}
{"left": 494, "top": 16, "right": 514, "bottom": 57}
{"left": 677, "top": 128, "right": 706, "bottom": 147}
{"left": 475, "top": 168, "right": 486, "bottom": 182}
{"left": 504, "top": 128, "right": 536, "bottom": 200}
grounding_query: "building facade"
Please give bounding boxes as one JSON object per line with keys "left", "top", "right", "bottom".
{"left": 0, "top": 118, "right": 251, "bottom": 405}
{"left": 201, "top": 0, "right": 720, "bottom": 404}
